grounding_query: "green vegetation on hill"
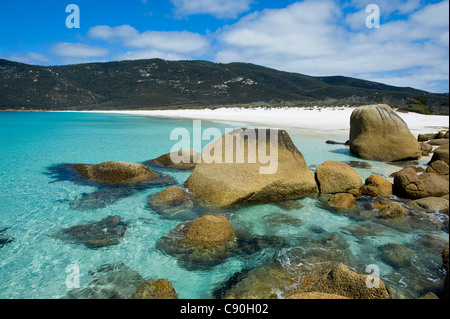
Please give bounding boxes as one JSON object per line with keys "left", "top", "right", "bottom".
{"left": 0, "top": 58, "right": 448, "bottom": 114}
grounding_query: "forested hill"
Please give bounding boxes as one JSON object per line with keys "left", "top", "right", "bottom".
{"left": 1, "top": 58, "right": 448, "bottom": 114}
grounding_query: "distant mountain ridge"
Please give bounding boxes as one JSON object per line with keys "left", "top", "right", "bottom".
{"left": 0, "top": 58, "right": 448, "bottom": 114}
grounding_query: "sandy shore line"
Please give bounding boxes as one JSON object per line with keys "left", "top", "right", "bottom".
{"left": 81, "top": 106, "right": 449, "bottom": 138}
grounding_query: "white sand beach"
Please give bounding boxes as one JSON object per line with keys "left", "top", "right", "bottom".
{"left": 88, "top": 106, "right": 449, "bottom": 138}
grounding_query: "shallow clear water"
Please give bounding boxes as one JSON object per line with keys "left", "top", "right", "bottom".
{"left": 0, "top": 112, "right": 448, "bottom": 299}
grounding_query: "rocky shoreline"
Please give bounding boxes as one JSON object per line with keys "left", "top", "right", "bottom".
{"left": 41, "top": 104, "right": 449, "bottom": 300}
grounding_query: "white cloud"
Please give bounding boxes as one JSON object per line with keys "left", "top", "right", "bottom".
{"left": 89, "top": 25, "right": 209, "bottom": 55}
{"left": 215, "top": 0, "right": 449, "bottom": 92}
{"left": 125, "top": 31, "right": 209, "bottom": 53}
{"left": 347, "top": 0, "right": 422, "bottom": 15}
{"left": 88, "top": 25, "right": 139, "bottom": 42}
{"left": 114, "top": 49, "right": 187, "bottom": 61}
{"left": 170, "top": 0, "right": 253, "bottom": 19}
{"left": 1, "top": 52, "right": 51, "bottom": 65}
{"left": 51, "top": 42, "right": 109, "bottom": 58}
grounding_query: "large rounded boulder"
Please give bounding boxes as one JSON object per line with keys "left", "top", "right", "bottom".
{"left": 184, "top": 129, "right": 318, "bottom": 207}
{"left": 349, "top": 104, "right": 421, "bottom": 162}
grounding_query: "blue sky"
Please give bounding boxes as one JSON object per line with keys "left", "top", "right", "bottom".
{"left": 0, "top": 0, "right": 448, "bottom": 93}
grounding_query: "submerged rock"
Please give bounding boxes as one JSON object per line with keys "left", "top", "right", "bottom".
{"left": 409, "top": 197, "right": 449, "bottom": 213}
{"left": 316, "top": 161, "right": 363, "bottom": 196}
{"left": 66, "top": 262, "right": 145, "bottom": 299}
{"left": 217, "top": 231, "right": 357, "bottom": 299}
{"left": 344, "top": 161, "right": 373, "bottom": 169}
{"left": 145, "top": 149, "right": 201, "bottom": 171}
{"left": 156, "top": 215, "right": 237, "bottom": 269}
{"left": 371, "top": 199, "right": 409, "bottom": 219}
{"left": 306, "top": 263, "right": 390, "bottom": 299}
{"left": 219, "top": 260, "right": 333, "bottom": 299}
{"left": 417, "top": 234, "right": 449, "bottom": 255}
{"left": 340, "top": 220, "right": 392, "bottom": 240}
{"left": 262, "top": 213, "right": 304, "bottom": 228}
{"left": 47, "top": 162, "right": 175, "bottom": 210}
{"left": 274, "top": 200, "right": 304, "bottom": 211}
{"left": 54, "top": 215, "right": 127, "bottom": 248}
{"left": 184, "top": 129, "right": 318, "bottom": 207}
{"left": 0, "top": 227, "right": 13, "bottom": 249}
{"left": 48, "top": 162, "right": 175, "bottom": 188}
{"left": 443, "top": 245, "right": 449, "bottom": 300}
{"left": 133, "top": 279, "right": 178, "bottom": 299}
{"left": 443, "top": 246, "right": 449, "bottom": 272}
{"left": 379, "top": 243, "right": 417, "bottom": 268}
{"left": 349, "top": 104, "right": 421, "bottom": 162}
{"left": 377, "top": 202, "right": 408, "bottom": 219}
{"left": 70, "top": 188, "right": 138, "bottom": 210}
{"left": 326, "top": 140, "right": 346, "bottom": 145}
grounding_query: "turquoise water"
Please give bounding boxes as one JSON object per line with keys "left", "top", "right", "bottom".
{"left": 0, "top": 112, "right": 448, "bottom": 299}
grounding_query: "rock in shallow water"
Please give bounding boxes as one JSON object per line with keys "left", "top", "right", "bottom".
{"left": 418, "top": 173, "right": 449, "bottom": 197}
{"left": 409, "top": 197, "right": 449, "bottom": 213}
{"left": 349, "top": 104, "right": 421, "bottom": 162}
{"left": 144, "top": 149, "right": 201, "bottom": 171}
{"left": 73, "top": 161, "right": 158, "bottom": 185}
{"left": 47, "top": 162, "right": 176, "bottom": 210}
{"left": 377, "top": 202, "right": 408, "bottom": 219}
{"left": 379, "top": 243, "right": 418, "bottom": 268}
{"left": 66, "top": 262, "right": 145, "bottom": 299}
{"left": 316, "top": 161, "right": 363, "bottom": 196}
{"left": 426, "top": 160, "right": 449, "bottom": 176}
{"left": 133, "top": 279, "right": 178, "bottom": 299}
{"left": 70, "top": 188, "right": 139, "bottom": 210}
{"left": 274, "top": 200, "right": 304, "bottom": 211}
{"left": 429, "top": 145, "right": 449, "bottom": 165}
{"left": 362, "top": 174, "right": 393, "bottom": 197}
{"left": 54, "top": 215, "right": 128, "bottom": 248}
{"left": 147, "top": 186, "right": 196, "bottom": 220}
{"left": 0, "top": 227, "right": 14, "bottom": 249}
{"left": 327, "top": 193, "right": 356, "bottom": 210}
{"left": 393, "top": 167, "right": 428, "bottom": 199}
{"left": 306, "top": 263, "right": 390, "bottom": 299}
{"left": 184, "top": 129, "right": 318, "bottom": 207}
{"left": 156, "top": 215, "right": 238, "bottom": 270}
